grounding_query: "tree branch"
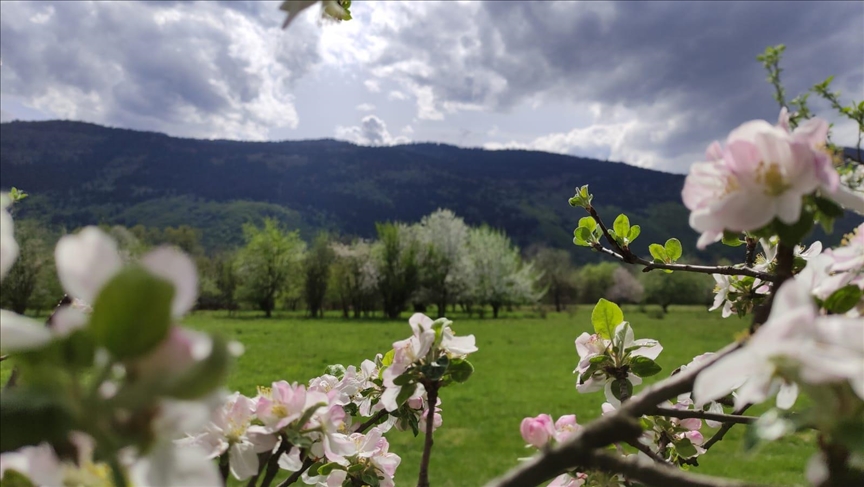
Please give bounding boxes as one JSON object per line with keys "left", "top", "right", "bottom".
{"left": 353, "top": 409, "right": 389, "bottom": 434}
{"left": 417, "top": 381, "right": 440, "bottom": 487}
{"left": 648, "top": 407, "right": 757, "bottom": 425}
{"left": 585, "top": 449, "right": 770, "bottom": 487}
{"left": 587, "top": 225, "right": 775, "bottom": 282}
{"left": 486, "top": 343, "right": 743, "bottom": 487}
{"left": 702, "top": 405, "right": 752, "bottom": 451}
{"left": 276, "top": 459, "right": 314, "bottom": 487}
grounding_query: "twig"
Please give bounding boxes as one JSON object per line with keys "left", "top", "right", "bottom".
{"left": 353, "top": 409, "right": 389, "bottom": 433}
{"left": 588, "top": 227, "right": 776, "bottom": 282}
{"left": 259, "top": 436, "right": 291, "bottom": 487}
{"left": 417, "top": 381, "right": 440, "bottom": 487}
{"left": 276, "top": 459, "right": 315, "bottom": 487}
{"left": 648, "top": 407, "right": 757, "bottom": 425}
{"left": 702, "top": 405, "right": 752, "bottom": 451}
{"left": 744, "top": 237, "right": 758, "bottom": 268}
{"left": 624, "top": 439, "right": 670, "bottom": 465}
{"left": 585, "top": 449, "right": 770, "bottom": 487}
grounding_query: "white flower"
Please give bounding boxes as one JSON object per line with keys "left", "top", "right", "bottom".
{"left": 694, "top": 276, "right": 864, "bottom": 408}
{"left": 0, "top": 194, "right": 18, "bottom": 281}
{"left": 178, "top": 393, "right": 277, "bottom": 481}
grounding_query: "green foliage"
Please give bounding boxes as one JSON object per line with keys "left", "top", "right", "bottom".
{"left": 591, "top": 298, "right": 624, "bottom": 340}
{"left": 529, "top": 247, "right": 577, "bottom": 312}
{"left": 574, "top": 262, "right": 618, "bottom": 304}
{"left": 375, "top": 222, "right": 419, "bottom": 319}
{"left": 822, "top": 285, "right": 863, "bottom": 314}
{"left": 0, "top": 387, "right": 74, "bottom": 453}
{"left": 235, "top": 219, "right": 306, "bottom": 317}
{"left": 0, "top": 219, "right": 61, "bottom": 314}
{"left": 642, "top": 270, "right": 713, "bottom": 312}
{"left": 89, "top": 267, "right": 174, "bottom": 359}
{"left": 304, "top": 232, "right": 335, "bottom": 318}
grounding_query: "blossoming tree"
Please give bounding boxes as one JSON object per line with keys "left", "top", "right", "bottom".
{"left": 1, "top": 2, "right": 863, "bottom": 487}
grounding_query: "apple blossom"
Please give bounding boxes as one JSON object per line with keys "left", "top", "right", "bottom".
{"left": 683, "top": 111, "right": 840, "bottom": 249}
{"left": 520, "top": 414, "right": 555, "bottom": 448}
{"left": 177, "top": 393, "right": 278, "bottom": 480}
{"left": 0, "top": 194, "right": 17, "bottom": 281}
{"left": 256, "top": 381, "right": 310, "bottom": 432}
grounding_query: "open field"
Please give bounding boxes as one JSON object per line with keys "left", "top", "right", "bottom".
{"left": 0, "top": 305, "right": 812, "bottom": 486}
{"left": 174, "top": 305, "right": 811, "bottom": 487}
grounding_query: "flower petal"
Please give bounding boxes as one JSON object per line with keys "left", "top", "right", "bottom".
{"left": 55, "top": 227, "right": 122, "bottom": 303}
{"left": 0, "top": 310, "right": 52, "bottom": 353}
{"left": 141, "top": 246, "right": 198, "bottom": 318}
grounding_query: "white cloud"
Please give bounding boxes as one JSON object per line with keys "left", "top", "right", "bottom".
{"left": 335, "top": 115, "right": 411, "bottom": 146}
{"left": 388, "top": 90, "right": 407, "bottom": 101}
{"left": 363, "top": 79, "right": 380, "bottom": 93}
{"left": 355, "top": 103, "right": 376, "bottom": 111}
{"left": 401, "top": 125, "right": 414, "bottom": 134}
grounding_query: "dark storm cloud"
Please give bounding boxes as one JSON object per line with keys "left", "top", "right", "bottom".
{"left": 367, "top": 1, "right": 863, "bottom": 167}
{"left": 0, "top": 1, "right": 322, "bottom": 139}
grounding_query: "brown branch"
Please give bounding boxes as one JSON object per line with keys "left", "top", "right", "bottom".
{"left": 353, "top": 409, "right": 389, "bottom": 434}
{"left": 276, "top": 459, "right": 315, "bottom": 487}
{"left": 585, "top": 449, "right": 770, "bottom": 487}
{"left": 648, "top": 407, "right": 757, "bottom": 425}
{"left": 486, "top": 343, "right": 743, "bottom": 487}
{"left": 624, "top": 439, "right": 670, "bottom": 465}
{"left": 417, "top": 381, "right": 440, "bottom": 487}
{"left": 259, "top": 436, "right": 291, "bottom": 487}
{"left": 702, "top": 405, "right": 752, "bottom": 451}
{"left": 590, "top": 236, "right": 775, "bottom": 282}
{"left": 587, "top": 206, "right": 634, "bottom": 262}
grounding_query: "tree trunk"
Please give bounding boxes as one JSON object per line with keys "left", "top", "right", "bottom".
{"left": 492, "top": 304, "right": 500, "bottom": 319}
{"left": 661, "top": 303, "right": 669, "bottom": 314}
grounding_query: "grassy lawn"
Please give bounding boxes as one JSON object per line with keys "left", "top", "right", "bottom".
{"left": 172, "top": 305, "right": 812, "bottom": 487}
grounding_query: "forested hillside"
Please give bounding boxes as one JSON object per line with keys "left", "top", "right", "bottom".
{"left": 0, "top": 120, "right": 857, "bottom": 261}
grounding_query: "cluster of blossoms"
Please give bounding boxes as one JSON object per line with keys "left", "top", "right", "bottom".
{"left": 0, "top": 194, "right": 478, "bottom": 486}
{"left": 0, "top": 207, "right": 232, "bottom": 485}
{"left": 573, "top": 300, "right": 663, "bottom": 406}
{"left": 174, "top": 312, "right": 476, "bottom": 486}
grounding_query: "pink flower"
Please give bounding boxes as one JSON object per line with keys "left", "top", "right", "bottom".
{"left": 255, "top": 381, "right": 308, "bottom": 432}
{"left": 520, "top": 414, "right": 555, "bottom": 448}
{"left": 554, "top": 415, "right": 582, "bottom": 443}
{"left": 683, "top": 111, "right": 839, "bottom": 249}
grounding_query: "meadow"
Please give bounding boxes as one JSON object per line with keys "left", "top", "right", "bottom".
{"left": 173, "top": 305, "right": 812, "bottom": 487}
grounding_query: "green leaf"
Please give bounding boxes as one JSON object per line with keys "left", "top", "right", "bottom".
{"left": 447, "top": 359, "right": 474, "bottom": 383}
{"left": 0, "top": 388, "right": 74, "bottom": 453}
{"left": 395, "top": 383, "right": 418, "bottom": 409}
{"left": 324, "top": 364, "right": 346, "bottom": 379}
{"left": 628, "top": 225, "right": 641, "bottom": 242}
{"left": 392, "top": 373, "right": 414, "bottom": 386}
{"left": 613, "top": 214, "right": 630, "bottom": 241}
{"left": 0, "top": 469, "right": 36, "bottom": 487}
{"left": 664, "top": 238, "right": 682, "bottom": 262}
{"left": 573, "top": 226, "right": 593, "bottom": 247}
{"left": 813, "top": 196, "right": 845, "bottom": 218}
{"left": 722, "top": 231, "right": 745, "bottom": 247}
{"left": 89, "top": 267, "right": 174, "bottom": 360}
{"left": 591, "top": 299, "right": 624, "bottom": 340}
{"left": 317, "top": 462, "right": 343, "bottom": 476}
{"left": 163, "top": 335, "right": 231, "bottom": 400}
{"left": 648, "top": 244, "right": 668, "bottom": 262}
{"left": 629, "top": 356, "right": 662, "bottom": 377}
{"left": 589, "top": 355, "right": 611, "bottom": 365}
{"left": 833, "top": 419, "right": 864, "bottom": 452}
{"left": 578, "top": 217, "right": 596, "bottom": 231}
{"left": 609, "top": 379, "right": 632, "bottom": 402}
{"left": 823, "top": 285, "right": 863, "bottom": 314}
{"left": 676, "top": 438, "right": 698, "bottom": 458}
{"left": 381, "top": 349, "right": 395, "bottom": 367}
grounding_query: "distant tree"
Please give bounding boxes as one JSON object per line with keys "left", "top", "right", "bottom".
{"left": 529, "top": 246, "right": 576, "bottom": 312}
{"left": 374, "top": 222, "right": 419, "bottom": 319}
{"left": 304, "top": 232, "right": 335, "bottom": 318}
{"left": 197, "top": 252, "right": 239, "bottom": 313}
{"left": 0, "top": 220, "right": 55, "bottom": 314}
{"left": 642, "top": 270, "right": 713, "bottom": 313}
{"left": 235, "top": 219, "right": 306, "bottom": 318}
{"left": 331, "top": 239, "right": 378, "bottom": 318}
{"left": 574, "top": 262, "right": 619, "bottom": 304}
{"left": 605, "top": 267, "right": 644, "bottom": 304}
{"left": 466, "top": 226, "right": 542, "bottom": 318}
{"left": 414, "top": 209, "right": 471, "bottom": 318}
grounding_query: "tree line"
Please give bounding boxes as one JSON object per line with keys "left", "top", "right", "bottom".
{"left": 1, "top": 209, "right": 714, "bottom": 319}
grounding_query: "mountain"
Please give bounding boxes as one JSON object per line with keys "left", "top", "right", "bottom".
{"left": 0, "top": 120, "right": 858, "bottom": 262}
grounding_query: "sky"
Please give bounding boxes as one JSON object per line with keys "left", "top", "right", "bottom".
{"left": 1, "top": 1, "right": 862, "bottom": 173}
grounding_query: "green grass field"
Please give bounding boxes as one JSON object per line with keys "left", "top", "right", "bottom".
{"left": 173, "top": 305, "right": 811, "bottom": 487}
